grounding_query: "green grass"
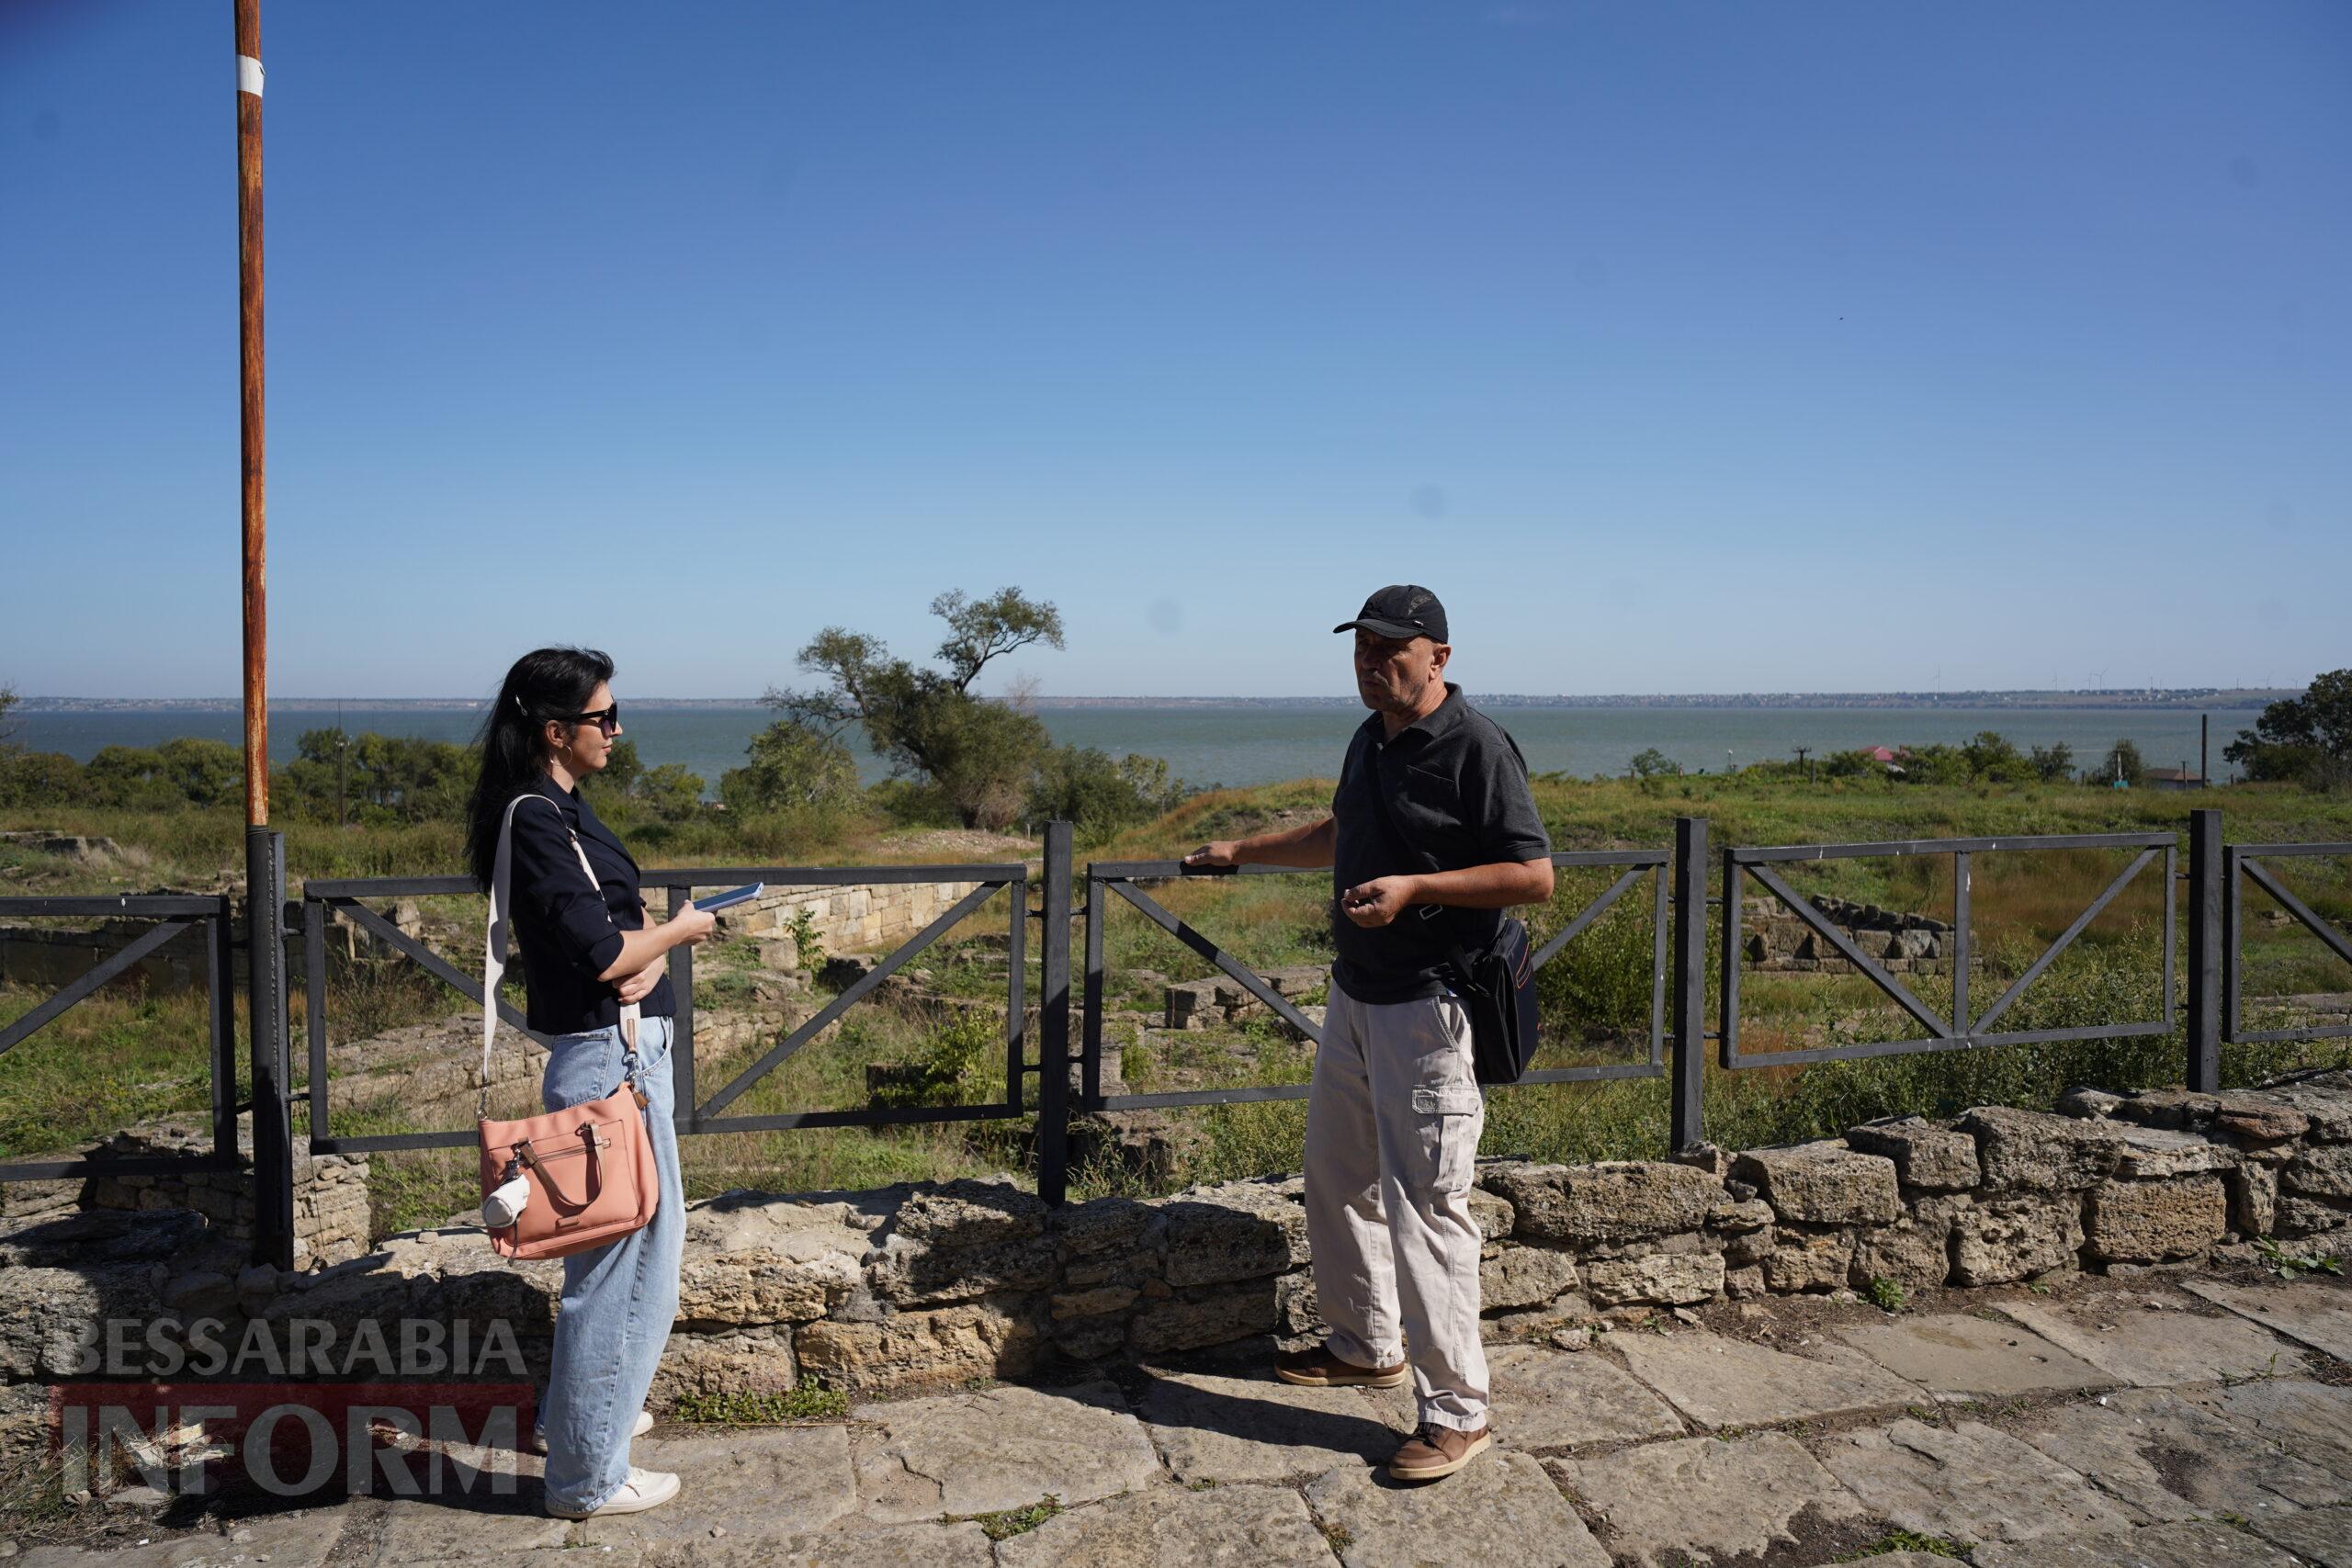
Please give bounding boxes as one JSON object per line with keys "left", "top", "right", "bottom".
{"left": 673, "top": 1379, "right": 849, "bottom": 1424}
{"left": 967, "top": 1495, "right": 1063, "bottom": 1541}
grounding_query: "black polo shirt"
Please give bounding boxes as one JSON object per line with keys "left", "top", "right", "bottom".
{"left": 1329, "top": 684, "right": 1553, "bottom": 1005}
{"left": 508, "top": 775, "right": 675, "bottom": 1035}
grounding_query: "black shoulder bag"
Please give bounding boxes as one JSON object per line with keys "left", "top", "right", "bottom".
{"left": 1362, "top": 769, "right": 1543, "bottom": 1085}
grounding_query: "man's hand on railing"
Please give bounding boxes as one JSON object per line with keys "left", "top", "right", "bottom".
{"left": 1182, "top": 840, "right": 1243, "bottom": 869}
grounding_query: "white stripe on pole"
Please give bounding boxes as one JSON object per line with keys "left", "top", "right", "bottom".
{"left": 237, "top": 55, "right": 264, "bottom": 97}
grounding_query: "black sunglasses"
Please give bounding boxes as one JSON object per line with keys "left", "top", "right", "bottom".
{"left": 560, "top": 703, "right": 620, "bottom": 736}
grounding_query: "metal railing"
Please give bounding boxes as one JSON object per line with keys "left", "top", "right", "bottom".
{"left": 298, "top": 860, "right": 1033, "bottom": 1158}
{"left": 1080, "top": 842, "right": 1678, "bottom": 1108}
{"left": 2226, "top": 840, "right": 2352, "bottom": 1047}
{"left": 0, "top": 894, "right": 241, "bottom": 1182}
{"left": 8, "top": 807, "right": 2350, "bottom": 1264}
{"left": 1719, "top": 831, "right": 2177, "bottom": 1068}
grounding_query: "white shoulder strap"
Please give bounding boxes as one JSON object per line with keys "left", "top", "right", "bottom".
{"left": 482, "top": 791, "right": 628, "bottom": 1119}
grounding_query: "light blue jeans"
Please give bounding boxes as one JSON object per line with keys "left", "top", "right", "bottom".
{"left": 537, "top": 1014, "right": 684, "bottom": 1514}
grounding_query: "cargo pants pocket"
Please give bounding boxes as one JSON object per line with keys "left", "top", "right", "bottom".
{"left": 1408, "top": 1085, "right": 1484, "bottom": 1197}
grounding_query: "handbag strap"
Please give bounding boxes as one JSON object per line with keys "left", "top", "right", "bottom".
{"left": 482, "top": 791, "right": 641, "bottom": 1119}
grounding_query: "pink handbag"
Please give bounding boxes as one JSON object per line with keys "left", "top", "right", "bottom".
{"left": 477, "top": 795, "right": 660, "bottom": 1261}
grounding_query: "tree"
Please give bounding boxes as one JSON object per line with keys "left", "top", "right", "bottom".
{"left": 2029, "top": 742, "right": 2075, "bottom": 784}
{"left": 632, "top": 762, "right": 707, "bottom": 820}
{"left": 2090, "top": 739, "right": 2145, "bottom": 788}
{"left": 719, "top": 719, "right": 862, "bottom": 815}
{"left": 598, "top": 737, "right": 645, "bottom": 795}
{"left": 1628, "top": 748, "right": 1681, "bottom": 779}
{"left": 2226, "top": 669, "right": 2352, "bottom": 787}
{"left": 0, "top": 684, "right": 17, "bottom": 750}
{"left": 1027, "top": 746, "right": 1194, "bottom": 840}
{"left": 1961, "top": 730, "right": 2034, "bottom": 784}
{"left": 775, "top": 588, "right": 1065, "bottom": 829}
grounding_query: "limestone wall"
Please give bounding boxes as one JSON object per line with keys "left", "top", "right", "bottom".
{"left": 7, "top": 1066, "right": 2348, "bottom": 1456}
{"left": 706, "top": 881, "right": 991, "bottom": 965}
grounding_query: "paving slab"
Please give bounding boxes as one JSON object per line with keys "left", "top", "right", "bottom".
{"left": 574, "top": 1425, "right": 858, "bottom": 1545}
{"left": 1996, "top": 1294, "right": 2315, "bottom": 1387}
{"left": 2186, "top": 1279, "right": 2352, "bottom": 1362}
{"left": 995, "top": 1485, "right": 1339, "bottom": 1567}
{"left": 1969, "top": 1518, "right": 2305, "bottom": 1568}
{"left": 1834, "top": 1312, "right": 2120, "bottom": 1402}
{"left": 2179, "top": 1378, "right": 2352, "bottom": 1482}
{"left": 1814, "top": 1417, "right": 2145, "bottom": 1546}
{"left": 2248, "top": 1505, "right": 2352, "bottom": 1567}
{"left": 2007, "top": 1386, "right": 2345, "bottom": 1521}
{"left": 1137, "top": 1370, "right": 1404, "bottom": 1483}
{"left": 1550, "top": 1431, "right": 1871, "bottom": 1568}
{"left": 1302, "top": 1451, "right": 1609, "bottom": 1568}
{"left": 849, "top": 1380, "right": 1161, "bottom": 1524}
{"left": 1370, "top": 1343, "right": 1685, "bottom": 1453}
{"left": 19, "top": 1512, "right": 347, "bottom": 1568}
{"left": 1602, "top": 1326, "right": 1924, "bottom": 1430}
{"left": 641, "top": 1520, "right": 994, "bottom": 1567}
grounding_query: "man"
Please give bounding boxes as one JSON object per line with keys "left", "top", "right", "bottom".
{"left": 1185, "top": 585, "right": 1553, "bottom": 1483}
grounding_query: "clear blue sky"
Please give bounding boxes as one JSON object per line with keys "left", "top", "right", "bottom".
{"left": 2, "top": 1, "right": 2345, "bottom": 700}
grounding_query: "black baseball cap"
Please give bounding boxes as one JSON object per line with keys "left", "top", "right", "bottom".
{"left": 1333, "top": 584, "right": 1448, "bottom": 644}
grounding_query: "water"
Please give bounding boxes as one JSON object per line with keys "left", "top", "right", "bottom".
{"left": 13, "top": 703, "right": 2248, "bottom": 795}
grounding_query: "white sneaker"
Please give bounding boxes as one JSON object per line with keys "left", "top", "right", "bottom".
{"left": 547, "top": 1466, "right": 680, "bottom": 1519}
{"left": 532, "top": 1408, "right": 655, "bottom": 1454}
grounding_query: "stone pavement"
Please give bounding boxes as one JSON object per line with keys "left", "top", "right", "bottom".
{"left": 20, "top": 1269, "right": 2352, "bottom": 1567}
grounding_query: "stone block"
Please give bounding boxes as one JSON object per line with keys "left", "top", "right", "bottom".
{"left": 887, "top": 1179, "right": 1047, "bottom": 1251}
{"left": 1481, "top": 1245, "right": 1582, "bottom": 1311}
{"left": 1763, "top": 1226, "right": 1854, "bottom": 1293}
{"left": 1481, "top": 1159, "right": 1726, "bottom": 1247}
{"left": 2084, "top": 1176, "right": 2228, "bottom": 1263}
{"left": 1854, "top": 1216, "right": 1954, "bottom": 1291}
{"left": 1127, "top": 1283, "right": 1278, "bottom": 1353}
{"left": 794, "top": 1297, "right": 1044, "bottom": 1395}
{"left": 1584, "top": 1249, "right": 1724, "bottom": 1307}
{"left": 1734, "top": 1140, "right": 1902, "bottom": 1224}
{"left": 1157, "top": 1180, "right": 1307, "bottom": 1287}
{"left": 2109, "top": 1125, "right": 2240, "bottom": 1179}
{"left": 2285, "top": 1145, "right": 2352, "bottom": 1201}
{"left": 1847, "top": 1115, "right": 1982, "bottom": 1190}
{"left": 1951, "top": 1195, "right": 2085, "bottom": 1286}
{"left": 996, "top": 1484, "right": 1337, "bottom": 1567}
{"left": 1467, "top": 1186, "right": 1515, "bottom": 1240}
{"left": 1961, "top": 1105, "right": 2125, "bottom": 1191}
{"left": 2232, "top": 1162, "right": 2280, "bottom": 1235}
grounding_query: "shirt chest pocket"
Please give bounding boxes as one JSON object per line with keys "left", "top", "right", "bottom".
{"left": 1395, "top": 764, "right": 1467, "bottom": 843}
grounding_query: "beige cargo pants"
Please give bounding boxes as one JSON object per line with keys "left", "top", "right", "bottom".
{"left": 1304, "top": 981, "right": 1489, "bottom": 1431}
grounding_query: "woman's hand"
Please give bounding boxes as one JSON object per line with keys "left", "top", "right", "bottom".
{"left": 666, "top": 903, "right": 717, "bottom": 948}
{"left": 616, "top": 963, "right": 666, "bottom": 1005}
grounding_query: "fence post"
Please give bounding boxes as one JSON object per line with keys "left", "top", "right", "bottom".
{"left": 1670, "top": 816, "right": 1708, "bottom": 1155}
{"left": 2187, "top": 807, "right": 2222, "bottom": 1093}
{"left": 667, "top": 882, "right": 696, "bottom": 1133}
{"left": 245, "top": 828, "right": 295, "bottom": 1270}
{"left": 1037, "top": 820, "right": 1073, "bottom": 1206}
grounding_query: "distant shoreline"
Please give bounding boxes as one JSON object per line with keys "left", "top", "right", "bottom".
{"left": 14, "top": 689, "right": 2292, "bottom": 714}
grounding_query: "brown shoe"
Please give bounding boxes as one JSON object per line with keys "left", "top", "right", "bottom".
{"left": 1274, "top": 1344, "right": 1408, "bottom": 1389}
{"left": 1387, "top": 1422, "right": 1492, "bottom": 1482}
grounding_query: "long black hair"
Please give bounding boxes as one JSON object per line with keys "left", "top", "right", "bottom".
{"left": 465, "top": 647, "right": 615, "bottom": 891}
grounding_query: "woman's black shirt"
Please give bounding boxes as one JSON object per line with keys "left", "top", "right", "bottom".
{"left": 508, "top": 774, "right": 676, "bottom": 1034}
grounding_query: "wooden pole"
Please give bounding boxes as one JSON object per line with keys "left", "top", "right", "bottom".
{"left": 236, "top": 0, "right": 266, "bottom": 825}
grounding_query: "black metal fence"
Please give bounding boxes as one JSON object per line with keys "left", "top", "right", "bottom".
{"left": 5, "top": 807, "right": 2346, "bottom": 1265}
{"left": 0, "top": 894, "right": 240, "bottom": 1183}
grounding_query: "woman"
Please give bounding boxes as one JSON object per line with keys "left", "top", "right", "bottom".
{"left": 465, "top": 647, "right": 714, "bottom": 1519}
